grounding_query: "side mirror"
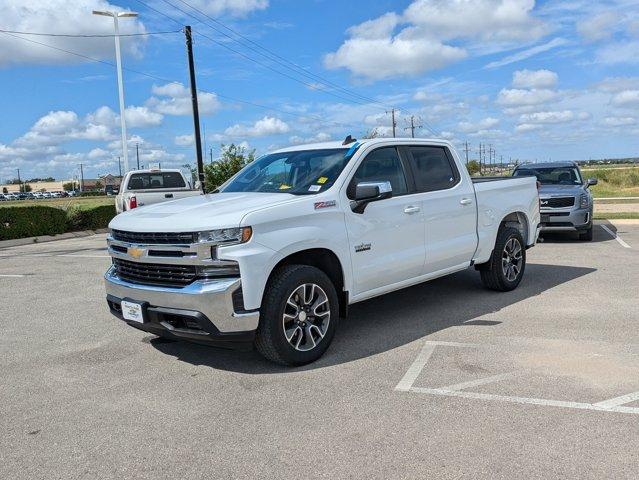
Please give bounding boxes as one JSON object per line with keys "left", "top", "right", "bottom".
{"left": 587, "top": 178, "right": 598, "bottom": 187}
{"left": 351, "top": 181, "right": 392, "bottom": 214}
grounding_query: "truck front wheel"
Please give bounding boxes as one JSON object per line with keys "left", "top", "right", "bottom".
{"left": 255, "top": 265, "right": 339, "bottom": 365}
{"left": 478, "top": 226, "right": 526, "bottom": 292}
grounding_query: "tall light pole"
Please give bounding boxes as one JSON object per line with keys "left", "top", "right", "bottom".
{"left": 92, "top": 9, "right": 138, "bottom": 174}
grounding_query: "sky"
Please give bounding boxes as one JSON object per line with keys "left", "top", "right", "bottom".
{"left": 1, "top": 0, "right": 639, "bottom": 182}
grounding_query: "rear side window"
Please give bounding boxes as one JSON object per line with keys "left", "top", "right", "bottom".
{"left": 127, "top": 172, "right": 186, "bottom": 190}
{"left": 347, "top": 147, "right": 408, "bottom": 199}
{"left": 407, "top": 146, "right": 459, "bottom": 192}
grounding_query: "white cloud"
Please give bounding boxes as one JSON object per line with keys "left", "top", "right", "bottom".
{"left": 224, "top": 116, "right": 290, "bottom": 137}
{"left": 458, "top": 117, "right": 500, "bottom": 133}
{"left": 124, "top": 106, "right": 163, "bottom": 128}
{"left": 325, "top": 0, "right": 546, "bottom": 80}
{"left": 496, "top": 88, "right": 558, "bottom": 106}
{"left": 289, "top": 132, "right": 332, "bottom": 145}
{"left": 596, "top": 77, "right": 639, "bottom": 93}
{"left": 512, "top": 69, "right": 558, "bottom": 89}
{"left": 484, "top": 37, "right": 569, "bottom": 69}
{"left": 148, "top": 83, "right": 220, "bottom": 116}
{"left": 577, "top": 12, "right": 620, "bottom": 42}
{"left": 611, "top": 90, "right": 639, "bottom": 107}
{"left": 0, "top": 0, "right": 146, "bottom": 66}
{"left": 183, "top": 0, "right": 268, "bottom": 17}
{"left": 595, "top": 41, "right": 639, "bottom": 65}
{"left": 515, "top": 123, "right": 542, "bottom": 133}
{"left": 603, "top": 116, "right": 636, "bottom": 126}
{"left": 519, "top": 110, "right": 574, "bottom": 124}
{"left": 174, "top": 134, "right": 194, "bottom": 146}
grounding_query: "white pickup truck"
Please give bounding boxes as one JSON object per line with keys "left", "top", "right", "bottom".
{"left": 115, "top": 168, "right": 201, "bottom": 213}
{"left": 105, "top": 138, "right": 540, "bottom": 365}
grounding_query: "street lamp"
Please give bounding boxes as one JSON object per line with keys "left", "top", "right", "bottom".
{"left": 92, "top": 9, "right": 138, "bottom": 174}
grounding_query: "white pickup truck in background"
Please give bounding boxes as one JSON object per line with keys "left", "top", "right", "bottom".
{"left": 105, "top": 138, "right": 540, "bottom": 365}
{"left": 115, "top": 168, "right": 201, "bottom": 213}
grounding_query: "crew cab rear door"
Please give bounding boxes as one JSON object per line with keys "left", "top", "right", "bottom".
{"left": 343, "top": 146, "right": 426, "bottom": 295}
{"left": 404, "top": 145, "right": 477, "bottom": 274}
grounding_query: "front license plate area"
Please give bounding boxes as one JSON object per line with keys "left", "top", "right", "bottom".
{"left": 121, "top": 300, "right": 145, "bottom": 324}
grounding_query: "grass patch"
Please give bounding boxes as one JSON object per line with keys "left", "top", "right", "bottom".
{"left": 586, "top": 166, "right": 639, "bottom": 198}
{"left": 593, "top": 212, "right": 639, "bottom": 220}
{"left": 0, "top": 196, "right": 114, "bottom": 210}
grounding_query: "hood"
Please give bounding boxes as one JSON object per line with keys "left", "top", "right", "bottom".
{"left": 109, "top": 192, "right": 297, "bottom": 232}
{"left": 538, "top": 184, "right": 584, "bottom": 197}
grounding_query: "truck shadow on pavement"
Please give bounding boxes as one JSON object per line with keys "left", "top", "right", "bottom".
{"left": 150, "top": 262, "right": 595, "bottom": 373}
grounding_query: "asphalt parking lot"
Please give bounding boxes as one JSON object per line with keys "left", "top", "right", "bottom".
{"left": 1, "top": 221, "right": 638, "bottom": 479}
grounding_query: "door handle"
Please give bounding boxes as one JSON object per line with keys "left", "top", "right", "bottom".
{"left": 165, "top": 193, "right": 174, "bottom": 198}
{"left": 404, "top": 205, "right": 421, "bottom": 214}
{"left": 460, "top": 198, "right": 473, "bottom": 206}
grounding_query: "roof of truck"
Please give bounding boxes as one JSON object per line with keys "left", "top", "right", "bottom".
{"left": 270, "top": 137, "right": 452, "bottom": 154}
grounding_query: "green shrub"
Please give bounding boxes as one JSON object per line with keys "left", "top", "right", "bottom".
{"left": 0, "top": 206, "right": 67, "bottom": 241}
{"left": 66, "top": 205, "right": 116, "bottom": 231}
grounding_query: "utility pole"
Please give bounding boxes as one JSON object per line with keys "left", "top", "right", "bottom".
{"left": 136, "top": 143, "right": 140, "bottom": 169}
{"left": 78, "top": 163, "right": 84, "bottom": 192}
{"left": 387, "top": 108, "right": 398, "bottom": 137}
{"left": 404, "top": 115, "right": 422, "bottom": 138}
{"left": 185, "top": 26, "right": 205, "bottom": 193}
{"left": 117, "top": 156, "right": 122, "bottom": 178}
{"left": 463, "top": 141, "right": 470, "bottom": 165}
{"left": 92, "top": 10, "right": 138, "bottom": 174}
{"left": 17, "top": 168, "right": 21, "bottom": 192}
{"left": 478, "top": 143, "right": 483, "bottom": 175}
{"left": 210, "top": 147, "right": 213, "bottom": 165}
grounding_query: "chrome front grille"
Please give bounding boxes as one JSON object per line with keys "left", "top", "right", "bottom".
{"left": 112, "top": 258, "right": 198, "bottom": 287}
{"left": 111, "top": 229, "right": 198, "bottom": 245}
{"left": 540, "top": 196, "right": 575, "bottom": 209}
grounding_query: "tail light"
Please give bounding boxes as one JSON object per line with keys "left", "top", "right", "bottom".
{"left": 129, "top": 196, "right": 137, "bottom": 209}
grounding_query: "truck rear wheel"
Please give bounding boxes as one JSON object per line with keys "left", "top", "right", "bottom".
{"left": 255, "top": 265, "right": 339, "bottom": 366}
{"left": 479, "top": 226, "right": 526, "bottom": 292}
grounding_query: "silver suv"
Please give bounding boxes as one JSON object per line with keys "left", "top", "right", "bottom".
{"left": 513, "top": 161, "right": 597, "bottom": 241}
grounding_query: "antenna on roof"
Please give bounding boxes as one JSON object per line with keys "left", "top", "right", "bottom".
{"left": 342, "top": 135, "right": 357, "bottom": 145}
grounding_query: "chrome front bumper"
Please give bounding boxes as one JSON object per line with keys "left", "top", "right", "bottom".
{"left": 104, "top": 266, "right": 259, "bottom": 334}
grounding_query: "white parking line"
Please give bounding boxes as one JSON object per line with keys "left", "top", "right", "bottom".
{"left": 439, "top": 372, "right": 515, "bottom": 392}
{"left": 0, "top": 274, "right": 25, "bottom": 277}
{"left": 601, "top": 224, "right": 632, "bottom": 248}
{"left": 397, "top": 341, "right": 639, "bottom": 415}
{"left": 0, "top": 253, "right": 108, "bottom": 258}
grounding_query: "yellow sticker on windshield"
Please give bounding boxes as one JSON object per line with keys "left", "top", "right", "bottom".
{"left": 279, "top": 184, "right": 291, "bottom": 190}
{"left": 317, "top": 176, "right": 328, "bottom": 184}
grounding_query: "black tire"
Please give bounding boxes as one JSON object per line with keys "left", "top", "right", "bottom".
{"left": 579, "top": 226, "right": 593, "bottom": 241}
{"left": 479, "top": 226, "right": 526, "bottom": 292}
{"left": 255, "top": 265, "right": 339, "bottom": 366}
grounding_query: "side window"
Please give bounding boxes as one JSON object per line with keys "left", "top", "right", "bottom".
{"left": 347, "top": 147, "right": 408, "bottom": 199}
{"left": 408, "top": 146, "right": 459, "bottom": 192}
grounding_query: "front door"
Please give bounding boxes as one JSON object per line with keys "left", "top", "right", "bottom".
{"left": 343, "top": 146, "right": 426, "bottom": 295}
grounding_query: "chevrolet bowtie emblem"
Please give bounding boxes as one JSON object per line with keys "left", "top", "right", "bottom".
{"left": 128, "top": 247, "right": 145, "bottom": 259}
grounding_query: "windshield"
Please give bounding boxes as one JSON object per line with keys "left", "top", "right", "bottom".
{"left": 221, "top": 148, "right": 350, "bottom": 195}
{"left": 514, "top": 166, "right": 582, "bottom": 185}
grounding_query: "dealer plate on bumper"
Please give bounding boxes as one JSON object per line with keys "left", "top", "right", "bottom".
{"left": 121, "top": 300, "right": 145, "bottom": 323}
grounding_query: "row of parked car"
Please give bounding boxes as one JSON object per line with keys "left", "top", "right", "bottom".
{"left": 0, "top": 190, "right": 79, "bottom": 201}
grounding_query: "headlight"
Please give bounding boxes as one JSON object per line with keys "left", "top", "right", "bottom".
{"left": 198, "top": 227, "right": 252, "bottom": 245}
{"left": 580, "top": 194, "right": 589, "bottom": 208}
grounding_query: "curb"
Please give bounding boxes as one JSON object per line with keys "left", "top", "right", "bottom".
{"left": 0, "top": 229, "right": 109, "bottom": 249}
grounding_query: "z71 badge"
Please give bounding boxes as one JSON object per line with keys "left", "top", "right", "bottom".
{"left": 354, "top": 243, "right": 371, "bottom": 253}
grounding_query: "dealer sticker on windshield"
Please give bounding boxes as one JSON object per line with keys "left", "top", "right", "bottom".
{"left": 308, "top": 185, "right": 321, "bottom": 192}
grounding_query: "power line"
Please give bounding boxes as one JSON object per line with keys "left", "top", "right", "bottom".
{"left": 0, "top": 28, "right": 181, "bottom": 37}
{"left": 0, "top": 30, "right": 364, "bottom": 132}
{"left": 134, "top": 0, "right": 389, "bottom": 110}
{"left": 158, "top": 0, "right": 392, "bottom": 109}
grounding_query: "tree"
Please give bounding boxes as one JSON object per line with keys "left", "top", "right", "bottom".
{"left": 63, "top": 182, "right": 75, "bottom": 191}
{"left": 2, "top": 187, "right": 7, "bottom": 194}
{"left": 361, "top": 127, "right": 386, "bottom": 139}
{"left": 204, "top": 143, "right": 255, "bottom": 190}
{"left": 20, "top": 183, "right": 32, "bottom": 193}
{"left": 466, "top": 160, "right": 480, "bottom": 176}
{"left": 94, "top": 180, "right": 103, "bottom": 191}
